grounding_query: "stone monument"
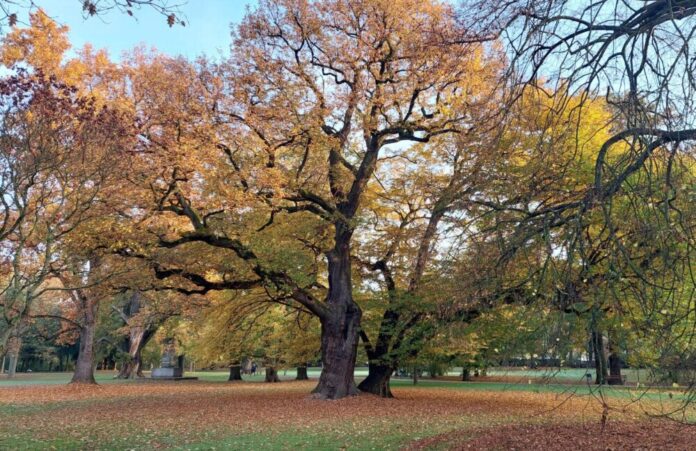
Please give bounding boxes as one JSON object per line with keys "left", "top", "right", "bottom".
{"left": 151, "top": 338, "right": 183, "bottom": 378}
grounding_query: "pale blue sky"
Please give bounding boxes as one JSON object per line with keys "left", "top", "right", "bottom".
{"left": 13, "top": 0, "right": 257, "bottom": 60}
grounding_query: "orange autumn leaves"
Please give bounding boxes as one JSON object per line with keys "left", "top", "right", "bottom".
{"left": 0, "top": 380, "right": 688, "bottom": 449}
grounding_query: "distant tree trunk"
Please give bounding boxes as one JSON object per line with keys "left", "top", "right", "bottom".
{"left": 0, "top": 354, "right": 5, "bottom": 374}
{"left": 607, "top": 338, "right": 623, "bottom": 385}
{"left": 592, "top": 330, "right": 608, "bottom": 385}
{"left": 71, "top": 294, "right": 97, "bottom": 385}
{"left": 265, "top": 366, "right": 280, "bottom": 382}
{"left": 607, "top": 353, "right": 623, "bottom": 385}
{"left": 228, "top": 365, "right": 242, "bottom": 381}
{"left": 115, "top": 291, "right": 159, "bottom": 379}
{"left": 241, "top": 358, "right": 252, "bottom": 374}
{"left": 116, "top": 326, "right": 154, "bottom": 379}
{"left": 7, "top": 352, "right": 19, "bottom": 378}
{"left": 357, "top": 364, "right": 394, "bottom": 397}
{"left": 412, "top": 366, "right": 419, "bottom": 385}
{"left": 462, "top": 368, "right": 471, "bottom": 381}
{"left": 296, "top": 365, "right": 308, "bottom": 380}
{"left": 6, "top": 336, "right": 21, "bottom": 378}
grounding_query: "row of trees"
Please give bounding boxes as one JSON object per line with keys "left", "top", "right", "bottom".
{"left": 0, "top": 0, "right": 694, "bottom": 402}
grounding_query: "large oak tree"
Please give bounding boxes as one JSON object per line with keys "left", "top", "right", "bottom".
{"left": 128, "top": 0, "right": 489, "bottom": 399}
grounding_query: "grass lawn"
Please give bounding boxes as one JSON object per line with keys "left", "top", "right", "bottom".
{"left": 0, "top": 370, "right": 694, "bottom": 450}
{"left": 484, "top": 366, "right": 652, "bottom": 384}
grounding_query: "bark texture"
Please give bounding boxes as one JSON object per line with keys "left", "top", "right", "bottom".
{"left": 312, "top": 232, "right": 361, "bottom": 399}
{"left": 357, "top": 364, "right": 394, "bottom": 398}
{"left": 71, "top": 291, "right": 98, "bottom": 384}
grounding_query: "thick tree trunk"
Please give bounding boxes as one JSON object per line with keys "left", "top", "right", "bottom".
{"left": 296, "top": 365, "right": 308, "bottom": 380}
{"left": 6, "top": 336, "right": 21, "bottom": 378}
{"left": 116, "top": 360, "right": 137, "bottom": 380}
{"left": 607, "top": 339, "right": 623, "bottom": 385}
{"left": 71, "top": 297, "right": 97, "bottom": 384}
{"left": 357, "top": 364, "right": 394, "bottom": 397}
{"left": 241, "top": 358, "right": 253, "bottom": 374}
{"left": 265, "top": 366, "right": 280, "bottom": 383}
{"left": 0, "top": 355, "right": 5, "bottom": 374}
{"left": 607, "top": 353, "right": 623, "bottom": 385}
{"left": 115, "top": 292, "right": 157, "bottom": 379}
{"left": 462, "top": 368, "right": 471, "bottom": 381}
{"left": 116, "top": 327, "right": 153, "bottom": 379}
{"left": 228, "top": 365, "right": 243, "bottom": 381}
{"left": 7, "top": 353, "right": 18, "bottom": 377}
{"left": 312, "top": 234, "right": 361, "bottom": 399}
{"left": 313, "top": 311, "right": 360, "bottom": 398}
{"left": 7, "top": 352, "right": 19, "bottom": 378}
{"left": 592, "top": 330, "right": 608, "bottom": 385}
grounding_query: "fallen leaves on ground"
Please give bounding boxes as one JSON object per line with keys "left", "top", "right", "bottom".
{"left": 408, "top": 420, "right": 696, "bottom": 450}
{"left": 0, "top": 380, "right": 690, "bottom": 449}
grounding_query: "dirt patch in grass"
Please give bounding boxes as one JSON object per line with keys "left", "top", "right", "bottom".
{"left": 408, "top": 420, "right": 696, "bottom": 450}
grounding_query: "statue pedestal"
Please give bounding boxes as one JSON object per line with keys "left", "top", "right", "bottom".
{"left": 149, "top": 338, "right": 197, "bottom": 380}
{"left": 152, "top": 367, "right": 183, "bottom": 378}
